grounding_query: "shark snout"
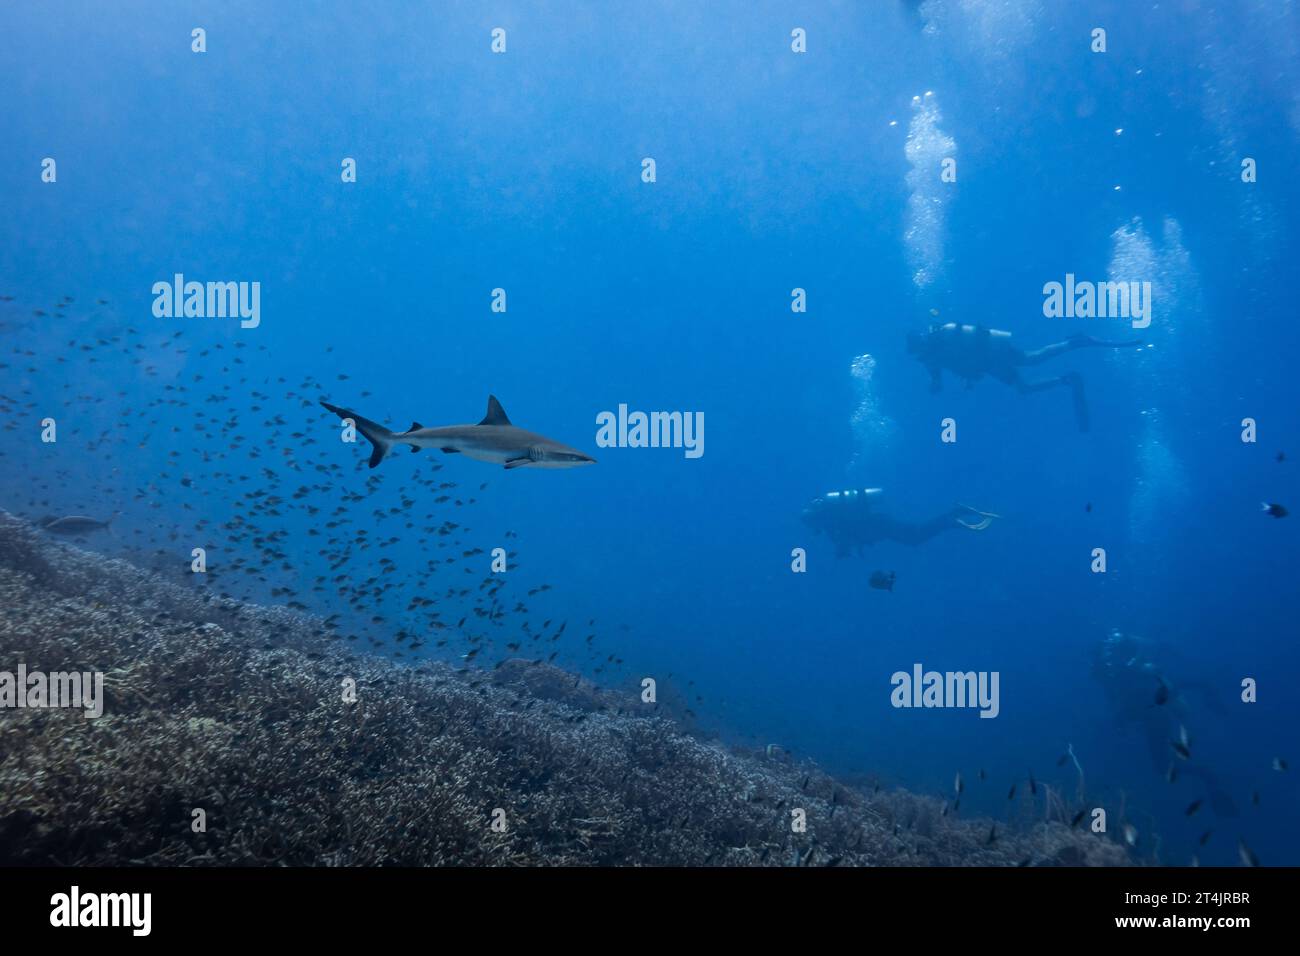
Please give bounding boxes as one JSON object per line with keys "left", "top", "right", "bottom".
{"left": 542, "top": 447, "right": 596, "bottom": 467}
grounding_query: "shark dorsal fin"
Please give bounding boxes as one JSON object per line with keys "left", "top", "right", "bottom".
{"left": 408, "top": 421, "right": 423, "bottom": 432}
{"left": 479, "top": 395, "right": 512, "bottom": 426}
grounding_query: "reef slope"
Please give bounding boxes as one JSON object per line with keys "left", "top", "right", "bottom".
{"left": 0, "top": 511, "right": 1126, "bottom": 866}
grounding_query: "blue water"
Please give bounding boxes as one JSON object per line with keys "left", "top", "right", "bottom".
{"left": 2, "top": 1, "right": 1297, "bottom": 865}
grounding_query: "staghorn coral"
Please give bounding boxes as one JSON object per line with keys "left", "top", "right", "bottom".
{"left": 0, "top": 511, "right": 1129, "bottom": 867}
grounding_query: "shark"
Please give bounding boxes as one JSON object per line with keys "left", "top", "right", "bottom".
{"left": 320, "top": 395, "right": 596, "bottom": 470}
{"left": 39, "top": 514, "right": 116, "bottom": 535}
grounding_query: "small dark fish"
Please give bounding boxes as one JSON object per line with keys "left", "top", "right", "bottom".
{"left": 1056, "top": 753, "right": 1069, "bottom": 767}
{"left": 1084, "top": 502, "right": 1092, "bottom": 512}
{"left": 1028, "top": 772, "right": 1037, "bottom": 796}
{"left": 1277, "top": 451, "right": 1286, "bottom": 463}
{"left": 1154, "top": 680, "right": 1169, "bottom": 706}
{"left": 869, "top": 570, "right": 896, "bottom": 592}
{"left": 1070, "top": 809, "right": 1087, "bottom": 828}
{"left": 1198, "top": 829, "right": 1212, "bottom": 846}
{"left": 1272, "top": 757, "right": 1288, "bottom": 772}
{"left": 1252, "top": 791, "right": 1261, "bottom": 806}
{"left": 1238, "top": 840, "right": 1260, "bottom": 867}
{"left": 986, "top": 824, "right": 997, "bottom": 845}
{"left": 1185, "top": 799, "right": 1203, "bottom": 817}
{"left": 1007, "top": 783, "right": 1016, "bottom": 800}
{"left": 1262, "top": 502, "right": 1288, "bottom": 518}
{"left": 954, "top": 771, "right": 964, "bottom": 795}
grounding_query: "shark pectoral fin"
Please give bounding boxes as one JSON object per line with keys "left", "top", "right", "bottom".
{"left": 504, "top": 457, "right": 531, "bottom": 469}
{"left": 410, "top": 446, "right": 421, "bottom": 454}
{"left": 440, "top": 447, "right": 460, "bottom": 454}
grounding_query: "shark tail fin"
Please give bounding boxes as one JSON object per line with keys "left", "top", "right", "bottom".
{"left": 321, "top": 400, "right": 396, "bottom": 468}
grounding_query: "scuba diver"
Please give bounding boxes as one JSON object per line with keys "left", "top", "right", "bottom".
{"left": 899, "top": 0, "right": 927, "bottom": 30}
{"left": 1091, "top": 629, "right": 1237, "bottom": 817}
{"left": 801, "top": 488, "right": 998, "bottom": 557}
{"left": 905, "top": 322, "right": 1143, "bottom": 431}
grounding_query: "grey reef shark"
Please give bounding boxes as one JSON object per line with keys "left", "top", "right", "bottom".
{"left": 320, "top": 395, "right": 596, "bottom": 470}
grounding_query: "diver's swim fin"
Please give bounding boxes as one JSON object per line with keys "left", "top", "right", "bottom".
{"left": 1068, "top": 334, "right": 1144, "bottom": 349}
{"left": 1067, "top": 372, "right": 1090, "bottom": 432}
{"left": 954, "top": 504, "right": 999, "bottom": 531}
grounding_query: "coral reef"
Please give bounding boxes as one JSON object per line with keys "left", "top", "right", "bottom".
{"left": 0, "top": 511, "right": 1129, "bottom": 866}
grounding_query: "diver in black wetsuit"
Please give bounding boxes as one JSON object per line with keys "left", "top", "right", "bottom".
{"left": 905, "top": 322, "right": 1143, "bottom": 431}
{"left": 801, "top": 488, "right": 997, "bottom": 557}
{"left": 1091, "top": 629, "right": 1237, "bottom": 818}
